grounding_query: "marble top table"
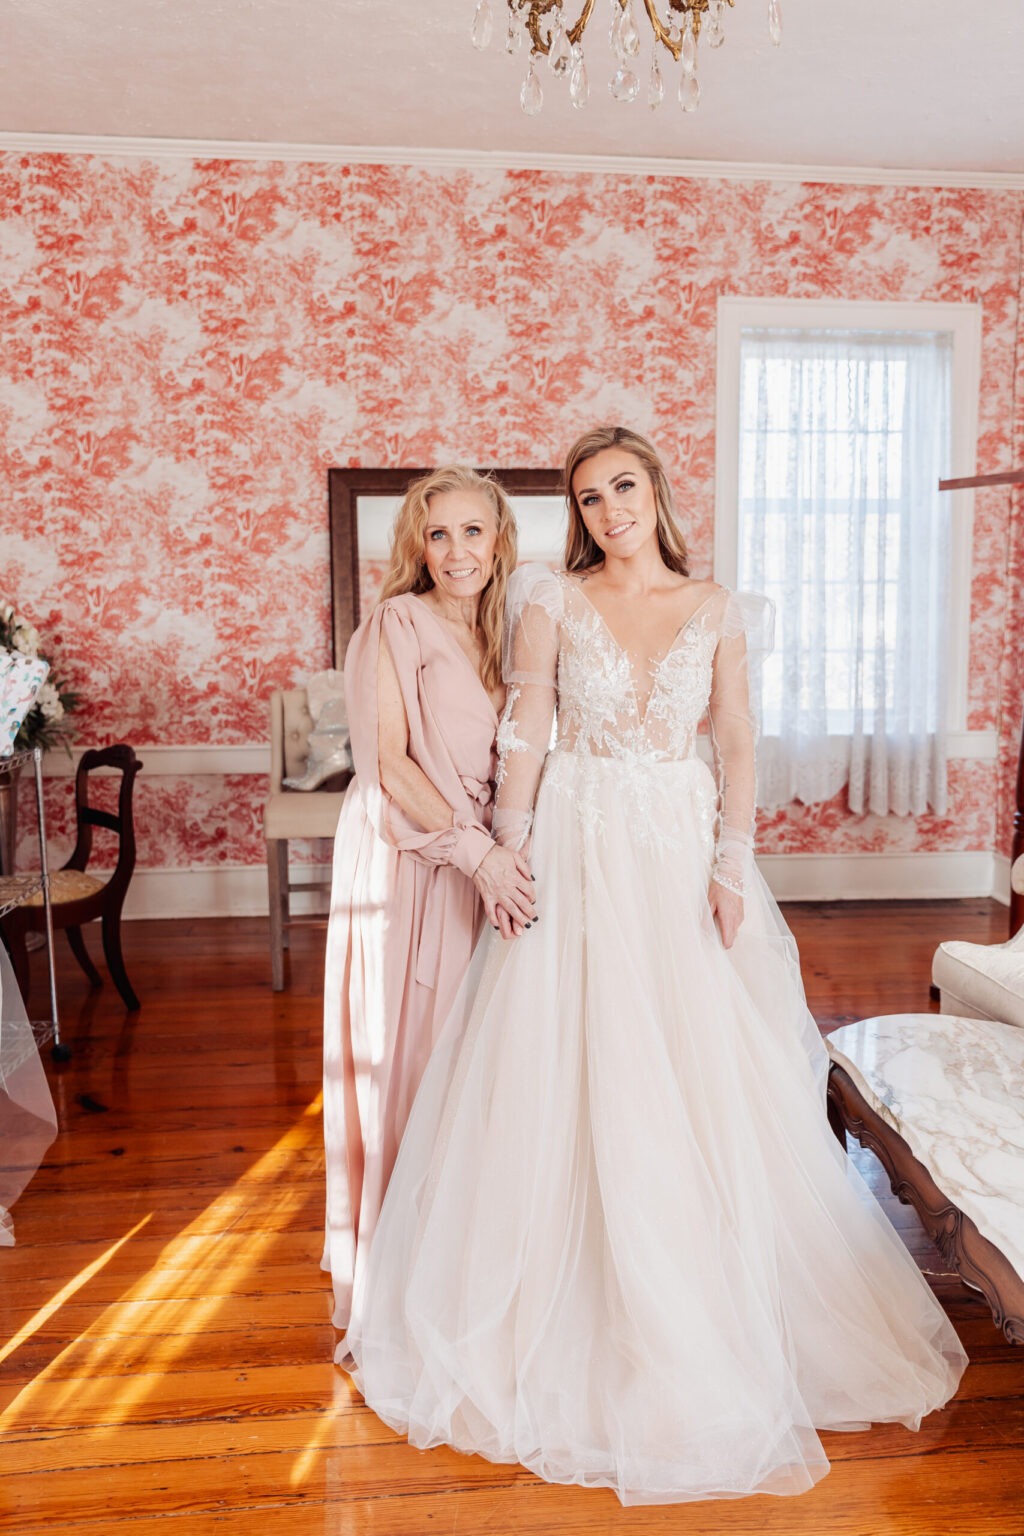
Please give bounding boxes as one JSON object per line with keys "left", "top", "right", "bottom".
{"left": 827, "top": 1013, "right": 1024, "bottom": 1317}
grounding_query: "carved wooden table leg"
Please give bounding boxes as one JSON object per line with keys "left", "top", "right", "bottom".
{"left": 827, "top": 1062, "right": 1024, "bottom": 1346}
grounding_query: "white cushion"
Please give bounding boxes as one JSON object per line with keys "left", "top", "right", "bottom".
{"left": 932, "top": 936, "right": 1024, "bottom": 1030}
{"left": 264, "top": 790, "right": 345, "bottom": 840}
{"left": 25, "top": 869, "right": 105, "bottom": 906}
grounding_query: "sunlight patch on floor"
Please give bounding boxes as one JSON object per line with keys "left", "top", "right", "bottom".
{"left": 0, "top": 1215, "right": 153, "bottom": 1368}
{"left": 1, "top": 1095, "right": 328, "bottom": 1439}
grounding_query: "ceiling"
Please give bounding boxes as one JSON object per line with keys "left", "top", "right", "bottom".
{"left": 2, "top": 0, "right": 1023, "bottom": 177}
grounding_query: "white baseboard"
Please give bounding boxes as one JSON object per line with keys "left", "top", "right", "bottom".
{"left": 117, "top": 851, "right": 1002, "bottom": 920}
{"left": 758, "top": 851, "right": 1002, "bottom": 903}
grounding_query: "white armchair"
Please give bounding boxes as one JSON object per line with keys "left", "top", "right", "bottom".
{"left": 932, "top": 856, "right": 1024, "bottom": 1029}
{"left": 264, "top": 688, "right": 348, "bottom": 991}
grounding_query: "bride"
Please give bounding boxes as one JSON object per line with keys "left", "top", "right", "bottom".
{"left": 342, "top": 425, "right": 967, "bottom": 1505}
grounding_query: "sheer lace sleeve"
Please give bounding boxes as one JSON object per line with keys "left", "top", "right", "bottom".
{"left": 708, "top": 591, "right": 774, "bottom": 896}
{"left": 492, "top": 564, "right": 562, "bottom": 851}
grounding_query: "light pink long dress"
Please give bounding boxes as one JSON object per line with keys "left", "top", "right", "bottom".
{"left": 322, "top": 593, "right": 499, "bottom": 1328}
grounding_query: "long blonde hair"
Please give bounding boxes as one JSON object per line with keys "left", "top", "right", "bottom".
{"left": 378, "top": 466, "right": 518, "bottom": 693}
{"left": 563, "top": 425, "right": 690, "bottom": 577}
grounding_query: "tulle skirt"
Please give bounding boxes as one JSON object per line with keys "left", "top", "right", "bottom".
{"left": 0, "top": 939, "right": 56, "bottom": 1245}
{"left": 343, "top": 752, "right": 967, "bottom": 1505}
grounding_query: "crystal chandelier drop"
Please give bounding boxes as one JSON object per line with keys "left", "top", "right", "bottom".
{"left": 471, "top": 0, "right": 782, "bottom": 116}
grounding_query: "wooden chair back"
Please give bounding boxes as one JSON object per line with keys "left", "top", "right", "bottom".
{"left": 65, "top": 744, "right": 142, "bottom": 901}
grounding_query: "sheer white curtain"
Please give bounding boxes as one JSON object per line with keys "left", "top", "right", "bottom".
{"left": 738, "top": 327, "right": 952, "bottom": 816}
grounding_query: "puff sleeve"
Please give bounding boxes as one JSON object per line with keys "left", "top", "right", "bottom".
{"left": 344, "top": 600, "right": 495, "bottom": 879}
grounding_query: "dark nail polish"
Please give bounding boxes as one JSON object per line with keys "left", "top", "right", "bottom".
{"left": 531, "top": 874, "right": 536, "bottom": 881}
{"left": 525, "top": 922, "right": 532, "bottom": 929}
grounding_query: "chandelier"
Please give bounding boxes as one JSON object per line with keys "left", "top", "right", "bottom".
{"left": 471, "top": 0, "right": 782, "bottom": 115}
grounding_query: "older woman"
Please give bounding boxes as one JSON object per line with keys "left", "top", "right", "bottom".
{"left": 322, "top": 466, "right": 536, "bottom": 1329}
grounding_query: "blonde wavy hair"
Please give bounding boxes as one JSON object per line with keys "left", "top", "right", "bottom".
{"left": 563, "top": 425, "right": 690, "bottom": 577}
{"left": 378, "top": 465, "right": 518, "bottom": 693}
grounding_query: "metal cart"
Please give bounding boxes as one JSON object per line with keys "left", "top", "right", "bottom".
{"left": 0, "top": 746, "right": 65, "bottom": 1059}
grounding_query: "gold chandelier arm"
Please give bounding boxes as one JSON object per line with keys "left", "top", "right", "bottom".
{"left": 641, "top": 0, "right": 682, "bottom": 59}
{"left": 567, "top": 0, "right": 596, "bottom": 47}
{"left": 642, "top": 0, "right": 737, "bottom": 55}
{"left": 512, "top": 0, "right": 734, "bottom": 61}
{"left": 517, "top": 0, "right": 596, "bottom": 56}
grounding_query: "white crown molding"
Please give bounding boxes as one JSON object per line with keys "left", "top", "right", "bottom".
{"left": 114, "top": 850, "right": 1005, "bottom": 921}
{"left": 1, "top": 133, "right": 1022, "bottom": 191}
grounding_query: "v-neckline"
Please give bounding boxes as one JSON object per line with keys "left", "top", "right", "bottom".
{"left": 407, "top": 594, "right": 500, "bottom": 724}
{"left": 562, "top": 575, "right": 718, "bottom": 726}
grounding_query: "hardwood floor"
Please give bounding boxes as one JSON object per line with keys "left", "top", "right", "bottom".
{"left": 1, "top": 900, "right": 1022, "bottom": 1535}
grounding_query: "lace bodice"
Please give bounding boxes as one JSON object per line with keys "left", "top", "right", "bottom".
{"left": 494, "top": 566, "right": 773, "bottom": 894}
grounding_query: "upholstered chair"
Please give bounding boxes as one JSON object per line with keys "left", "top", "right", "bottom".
{"left": 932, "top": 856, "right": 1024, "bottom": 1029}
{"left": 264, "top": 689, "right": 347, "bottom": 991}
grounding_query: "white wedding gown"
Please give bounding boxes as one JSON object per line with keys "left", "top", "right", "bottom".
{"left": 343, "top": 567, "right": 967, "bottom": 1505}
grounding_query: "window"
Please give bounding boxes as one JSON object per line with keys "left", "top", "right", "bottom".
{"left": 716, "top": 299, "right": 981, "bottom": 815}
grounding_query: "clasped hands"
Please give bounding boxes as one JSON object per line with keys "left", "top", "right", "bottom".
{"left": 475, "top": 850, "right": 743, "bottom": 947}
{"left": 473, "top": 843, "right": 537, "bottom": 940}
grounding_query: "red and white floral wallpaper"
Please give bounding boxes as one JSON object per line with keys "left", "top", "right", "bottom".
{"left": 2, "top": 154, "right": 1021, "bottom": 879}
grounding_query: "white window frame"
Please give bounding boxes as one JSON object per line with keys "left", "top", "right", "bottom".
{"left": 714, "top": 296, "right": 986, "bottom": 753}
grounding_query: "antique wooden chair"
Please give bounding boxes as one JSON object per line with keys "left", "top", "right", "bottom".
{"left": 3, "top": 744, "right": 143, "bottom": 1011}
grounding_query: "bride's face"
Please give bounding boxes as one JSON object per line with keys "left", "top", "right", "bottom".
{"left": 421, "top": 490, "right": 498, "bottom": 599}
{"left": 571, "top": 449, "right": 659, "bottom": 563}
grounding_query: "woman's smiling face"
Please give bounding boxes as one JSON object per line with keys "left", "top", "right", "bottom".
{"left": 421, "top": 490, "right": 499, "bottom": 599}
{"left": 570, "top": 449, "right": 659, "bottom": 564}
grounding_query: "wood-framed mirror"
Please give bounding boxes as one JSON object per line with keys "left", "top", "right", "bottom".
{"left": 328, "top": 467, "right": 566, "bottom": 665}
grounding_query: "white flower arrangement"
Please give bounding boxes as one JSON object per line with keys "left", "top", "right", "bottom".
{"left": 0, "top": 600, "right": 77, "bottom": 752}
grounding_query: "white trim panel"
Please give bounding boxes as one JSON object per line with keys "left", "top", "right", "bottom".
{"left": 42, "top": 744, "right": 270, "bottom": 777}
{"left": 993, "top": 853, "right": 1013, "bottom": 907}
{"left": 117, "top": 851, "right": 1004, "bottom": 920}
{"left": 947, "top": 731, "right": 998, "bottom": 761}
{"left": 1, "top": 134, "right": 1023, "bottom": 191}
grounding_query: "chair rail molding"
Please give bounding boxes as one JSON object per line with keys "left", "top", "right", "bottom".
{"left": 42, "top": 744, "right": 271, "bottom": 777}
{"left": 40, "top": 733, "right": 997, "bottom": 780}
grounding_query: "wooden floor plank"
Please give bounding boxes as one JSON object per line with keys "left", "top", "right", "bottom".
{"left": 2, "top": 1388, "right": 1022, "bottom": 1479}
{"left": 1, "top": 904, "right": 1020, "bottom": 1534}
{"left": 7, "top": 1448, "right": 1024, "bottom": 1536}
